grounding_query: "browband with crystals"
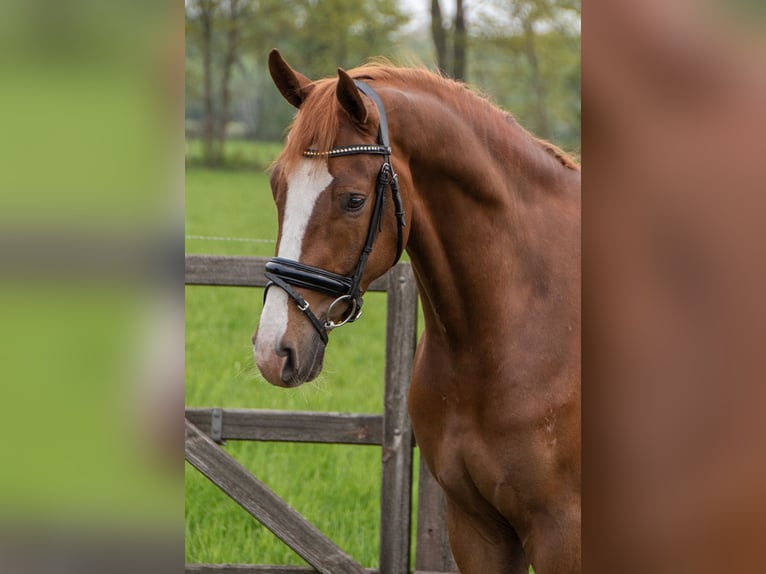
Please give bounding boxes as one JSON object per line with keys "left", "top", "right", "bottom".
{"left": 304, "top": 144, "right": 390, "bottom": 158}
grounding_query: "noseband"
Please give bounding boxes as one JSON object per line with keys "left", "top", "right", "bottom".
{"left": 264, "top": 81, "right": 407, "bottom": 345}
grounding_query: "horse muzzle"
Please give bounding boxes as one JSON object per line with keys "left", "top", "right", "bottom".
{"left": 253, "top": 285, "right": 328, "bottom": 387}
{"left": 253, "top": 330, "right": 325, "bottom": 387}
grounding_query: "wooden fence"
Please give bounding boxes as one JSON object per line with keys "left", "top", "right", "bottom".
{"left": 185, "top": 254, "right": 458, "bottom": 574}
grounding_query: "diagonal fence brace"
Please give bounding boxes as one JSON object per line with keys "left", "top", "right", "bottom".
{"left": 185, "top": 418, "right": 367, "bottom": 574}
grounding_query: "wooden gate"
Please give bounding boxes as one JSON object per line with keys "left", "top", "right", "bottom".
{"left": 185, "top": 255, "right": 457, "bottom": 574}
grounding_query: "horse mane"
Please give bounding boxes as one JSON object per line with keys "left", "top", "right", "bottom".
{"left": 275, "top": 63, "right": 580, "bottom": 173}
{"left": 536, "top": 138, "right": 580, "bottom": 170}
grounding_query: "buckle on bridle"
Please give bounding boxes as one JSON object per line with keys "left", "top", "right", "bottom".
{"left": 379, "top": 162, "right": 393, "bottom": 185}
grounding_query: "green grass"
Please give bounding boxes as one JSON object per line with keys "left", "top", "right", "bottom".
{"left": 185, "top": 168, "right": 278, "bottom": 257}
{"left": 185, "top": 142, "right": 419, "bottom": 567}
{"left": 185, "top": 139, "right": 284, "bottom": 172}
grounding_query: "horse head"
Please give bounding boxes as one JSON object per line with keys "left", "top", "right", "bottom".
{"left": 253, "top": 50, "right": 411, "bottom": 387}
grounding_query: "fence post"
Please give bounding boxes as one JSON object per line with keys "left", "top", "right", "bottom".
{"left": 379, "top": 262, "right": 418, "bottom": 574}
{"left": 416, "top": 463, "right": 459, "bottom": 572}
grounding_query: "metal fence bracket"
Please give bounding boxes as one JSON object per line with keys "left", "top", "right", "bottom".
{"left": 210, "top": 407, "right": 225, "bottom": 445}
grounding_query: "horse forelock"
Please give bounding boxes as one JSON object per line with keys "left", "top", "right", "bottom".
{"left": 275, "top": 78, "right": 341, "bottom": 174}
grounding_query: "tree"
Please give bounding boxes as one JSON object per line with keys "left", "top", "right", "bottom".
{"left": 469, "top": 0, "right": 580, "bottom": 151}
{"left": 515, "top": 0, "right": 579, "bottom": 142}
{"left": 294, "top": 0, "right": 407, "bottom": 77}
{"left": 454, "top": 0, "right": 466, "bottom": 80}
{"left": 186, "top": 0, "right": 250, "bottom": 166}
{"left": 516, "top": 2, "right": 550, "bottom": 138}
{"left": 187, "top": 0, "right": 218, "bottom": 165}
{"left": 186, "top": 0, "right": 408, "bottom": 154}
{"left": 429, "top": 0, "right": 468, "bottom": 80}
{"left": 218, "top": 0, "right": 247, "bottom": 157}
{"left": 431, "top": 0, "right": 448, "bottom": 74}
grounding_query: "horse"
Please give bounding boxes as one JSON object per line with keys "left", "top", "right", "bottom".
{"left": 253, "top": 49, "right": 581, "bottom": 573}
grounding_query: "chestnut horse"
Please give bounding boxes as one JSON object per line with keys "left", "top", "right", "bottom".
{"left": 253, "top": 50, "right": 581, "bottom": 573}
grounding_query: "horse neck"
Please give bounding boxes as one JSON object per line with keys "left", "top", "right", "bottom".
{"left": 388, "top": 85, "right": 581, "bottom": 351}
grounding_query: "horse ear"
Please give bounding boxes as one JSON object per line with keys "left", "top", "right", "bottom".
{"left": 268, "top": 49, "right": 313, "bottom": 109}
{"left": 336, "top": 68, "right": 368, "bottom": 125}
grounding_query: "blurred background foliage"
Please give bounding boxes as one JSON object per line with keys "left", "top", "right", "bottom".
{"left": 185, "top": 0, "right": 580, "bottom": 168}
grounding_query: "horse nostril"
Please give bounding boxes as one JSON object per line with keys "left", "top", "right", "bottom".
{"left": 278, "top": 345, "right": 296, "bottom": 383}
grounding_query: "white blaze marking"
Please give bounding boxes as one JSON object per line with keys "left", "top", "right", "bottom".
{"left": 279, "top": 160, "right": 333, "bottom": 260}
{"left": 255, "top": 160, "right": 332, "bottom": 354}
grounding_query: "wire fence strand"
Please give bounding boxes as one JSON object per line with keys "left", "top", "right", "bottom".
{"left": 185, "top": 235, "right": 275, "bottom": 244}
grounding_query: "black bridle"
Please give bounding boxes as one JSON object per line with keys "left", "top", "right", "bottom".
{"left": 264, "top": 81, "right": 407, "bottom": 344}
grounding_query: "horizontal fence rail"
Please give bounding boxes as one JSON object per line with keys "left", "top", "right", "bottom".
{"left": 186, "top": 254, "right": 389, "bottom": 291}
{"left": 186, "top": 565, "right": 451, "bottom": 574}
{"left": 186, "top": 408, "right": 384, "bottom": 445}
{"left": 186, "top": 255, "right": 457, "bottom": 574}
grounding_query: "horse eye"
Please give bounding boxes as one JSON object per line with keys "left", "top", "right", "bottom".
{"left": 346, "top": 194, "right": 366, "bottom": 212}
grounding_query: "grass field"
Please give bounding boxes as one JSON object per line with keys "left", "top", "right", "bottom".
{"left": 185, "top": 142, "right": 420, "bottom": 568}
{"left": 185, "top": 139, "right": 284, "bottom": 172}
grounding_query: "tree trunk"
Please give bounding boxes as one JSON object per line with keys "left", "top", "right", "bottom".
{"left": 522, "top": 17, "right": 550, "bottom": 139}
{"left": 430, "top": 0, "right": 448, "bottom": 75}
{"left": 218, "top": 0, "right": 242, "bottom": 166}
{"left": 199, "top": 0, "right": 217, "bottom": 166}
{"left": 453, "top": 0, "right": 466, "bottom": 81}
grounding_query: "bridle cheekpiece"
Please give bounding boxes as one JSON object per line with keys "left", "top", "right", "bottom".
{"left": 263, "top": 80, "right": 407, "bottom": 345}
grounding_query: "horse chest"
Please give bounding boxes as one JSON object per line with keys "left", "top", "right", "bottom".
{"left": 409, "top": 344, "right": 575, "bottom": 517}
